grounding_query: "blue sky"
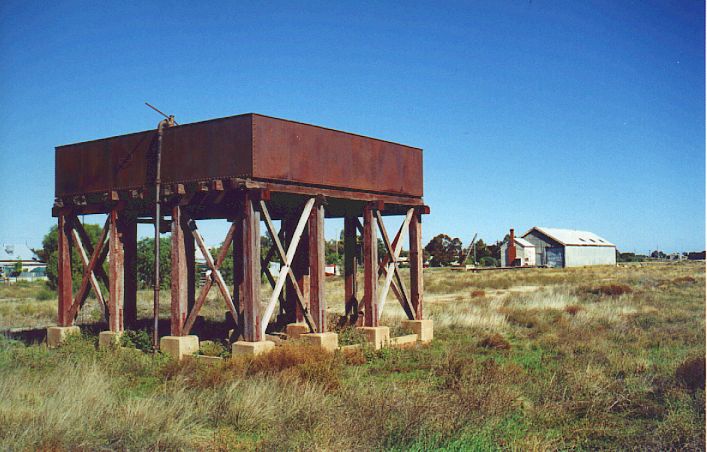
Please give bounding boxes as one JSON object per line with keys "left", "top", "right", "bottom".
{"left": 0, "top": 0, "right": 704, "bottom": 254}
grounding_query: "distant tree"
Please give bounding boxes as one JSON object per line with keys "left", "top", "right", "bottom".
{"left": 40, "top": 223, "right": 105, "bottom": 290}
{"left": 650, "top": 250, "right": 666, "bottom": 259}
{"left": 424, "top": 234, "right": 463, "bottom": 267}
{"left": 12, "top": 259, "right": 22, "bottom": 277}
{"left": 136, "top": 237, "right": 172, "bottom": 289}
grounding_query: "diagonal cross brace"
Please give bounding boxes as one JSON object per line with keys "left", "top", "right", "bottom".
{"left": 71, "top": 227, "right": 108, "bottom": 321}
{"left": 184, "top": 218, "right": 238, "bottom": 333}
{"left": 183, "top": 221, "right": 238, "bottom": 335}
{"left": 68, "top": 217, "right": 110, "bottom": 321}
{"left": 376, "top": 209, "right": 415, "bottom": 320}
{"left": 259, "top": 199, "right": 317, "bottom": 336}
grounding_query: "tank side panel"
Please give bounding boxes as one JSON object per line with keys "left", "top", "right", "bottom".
{"left": 161, "top": 115, "right": 253, "bottom": 184}
{"left": 252, "top": 115, "right": 423, "bottom": 197}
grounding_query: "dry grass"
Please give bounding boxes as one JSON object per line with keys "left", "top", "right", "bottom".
{"left": 0, "top": 261, "right": 704, "bottom": 450}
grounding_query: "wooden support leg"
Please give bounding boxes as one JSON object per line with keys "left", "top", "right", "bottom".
{"left": 242, "top": 192, "right": 261, "bottom": 341}
{"left": 344, "top": 216, "right": 358, "bottom": 320}
{"left": 108, "top": 209, "right": 124, "bottom": 333}
{"left": 186, "top": 227, "right": 196, "bottom": 314}
{"left": 232, "top": 220, "right": 244, "bottom": 339}
{"left": 57, "top": 214, "right": 73, "bottom": 326}
{"left": 409, "top": 210, "right": 424, "bottom": 320}
{"left": 122, "top": 216, "right": 138, "bottom": 328}
{"left": 170, "top": 205, "right": 190, "bottom": 336}
{"left": 308, "top": 202, "right": 325, "bottom": 332}
{"left": 363, "top": 205, "right": 378, "bottom": 327}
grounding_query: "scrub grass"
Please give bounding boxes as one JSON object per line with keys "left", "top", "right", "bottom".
{"left": 0, "top": 261, "right": 703, "bottom": 450}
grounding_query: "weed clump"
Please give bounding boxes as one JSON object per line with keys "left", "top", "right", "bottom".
{"left": 120, "top": 329, "right": 152, "bottom": 351}
{"left": 470, "top": 290, "right": 486, "bottom": 298}
{"left": 199, "top": 340, "right": 228, "bottom": 357}
{"left": 564, "top": 304, "right": 583, "bottom": 316}
{"left": 672, "top": 276, "right": 696, "bottom": 286}
{"left": 675, "top": 356, "right": 705, "bottom": 391}
{"left": 478, "top": 333, "right": 511, "bottom": 350}
{"left": 585, "top": 284, "right": 633, "bottom": 297}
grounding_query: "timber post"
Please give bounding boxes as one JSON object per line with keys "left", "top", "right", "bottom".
{"left": 308, "top": 198, "right": 326, "bottom": 332}
{"left": 57, "top": 213, "right": 73, "bottom": 326}
{"left": 363, "top": 204, "right": 378, "bottom": 327}
{"left": 108, "top": 208, "right": 124, "bottom": 333}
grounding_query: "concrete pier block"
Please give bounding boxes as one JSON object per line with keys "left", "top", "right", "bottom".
{"left": 286, "top": 323, "right": 310, "bottom": 339}
{"left": 46, "top": 326, "right": 80, "bottom": 348}
{"left": 401, "top": 319, "right": 433, "bottom": 343}
{"left": 390, "top": 334, "right": 419, "bottom": 348}
{"left": 356, "top": 326, "right": 390, "bottom": 350}
{"left": 303, "top": 332, "right": 339, "bottom": 352}
{"left": 231, "top": 340, "right": 275, "bottom": 357}
{"left": 98, "top": 331, "right": 122, "bottom": 349}
{"left": 160, "top": 335, "right": 199, "bottom": 360}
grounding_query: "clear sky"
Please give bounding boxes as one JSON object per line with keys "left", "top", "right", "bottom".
{"left": 0, "top": 0, "right": 704, "bottom": 254}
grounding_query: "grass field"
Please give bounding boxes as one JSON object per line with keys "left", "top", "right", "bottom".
{"left": 0, "top": 262, "right": 704, "bottom": 450}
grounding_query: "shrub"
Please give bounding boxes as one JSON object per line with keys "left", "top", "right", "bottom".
{"left": 478, "top": 333, "right": 511, "bottom": 350}
{"left": 470, "top": 290, "right": 486, "bottom": 298}
{"left": 675, "top": 356, "right": 705, "bottom": 391}
{"left": 120, "top": 329, "right": 152, "bottom": 352}
{"left": 564, "top": 304, "right": 583, "bottom": 316}
{"left": 480, "top": 257, "right": 497, "bottom": 267}
{"left": 672, "top": 276, "right": 696, "bottom": 286}
{"left": 585, "top": 284, "right": 633, "bottom": 297}
{"left": 34, "top": 288, "right": 54, "bottom": 301}
{"left": 200, "top": 340, "right": 228, "bottom": 357}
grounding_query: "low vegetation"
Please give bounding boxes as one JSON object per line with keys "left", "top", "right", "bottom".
{"left": 0, "top": 261, "right": 703, "bottom": 450}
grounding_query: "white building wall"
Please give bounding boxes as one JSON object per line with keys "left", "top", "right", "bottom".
{"left": 563, "top": 246, "right": 616, "bottom": 267}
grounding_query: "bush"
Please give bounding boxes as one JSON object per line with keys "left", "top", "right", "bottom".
{"left": 34, "top": 288, "right": 54, "bottom": 301}
{"left": 470, "top": 290, "right": 486, "bottom": 298}
{"left": 585, "top": 284, "right": 632, "bottom": 297}
{"left": 200, "top": 340, "right": 228, "bottom": 357}
{"left": 480, "top": 257, "right": 497, "bottom": 267}
{"left": 120, "top": 330, "right": 153, "bottom": 352}
{"left": 675, "top": 356, "right": 705, "bottom": 391}
{"left": 478, "top": 333, "right": 511, "bottom": 350}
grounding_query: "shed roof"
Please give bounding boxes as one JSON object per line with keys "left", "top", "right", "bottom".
{"left": 0, "top": 244, "right": 39, "bottom": 262}
{"left": 514, "top": 237, "right": 535, "bottom": 248}
{"left": 523, "top": 227, "right": 615, "bottom": 247}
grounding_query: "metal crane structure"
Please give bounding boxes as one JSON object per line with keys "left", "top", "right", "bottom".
{"left": 48, "top": 113, "right": 431, "bottom": 355}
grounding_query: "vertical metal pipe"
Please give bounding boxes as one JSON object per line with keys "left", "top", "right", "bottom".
{"left": 153, "top": 118, "right": 171, "bottom": 349}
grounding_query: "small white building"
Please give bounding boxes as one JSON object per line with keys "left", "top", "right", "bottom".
{"left": 500, "top": 234, "right": 536, "bottom": 267}
{"left": 521, "top": 227, "right": 616, "bottom": 268}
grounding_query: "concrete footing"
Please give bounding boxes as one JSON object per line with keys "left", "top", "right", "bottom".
{"left": 303, "top": 332, "right": 338, "bottom": 352}
{"left": 286, "top": 323, "right": 310, "bottom": 339}
{"left": 356, "top": 326, "right": 390, "bottom": 350}
{"left": 231, "top": 340, "right": 275, "bottom": 357}
{"left": 160, "top": 335, "right": 200, "bottom": 360}
{"left": 390, "top": 334, "right": 419, "bottom": 348}
{"left": 401, "top": 319, "right": 433, "bottom": 343}
{"left": 47, "top": 326, "right": 80, "bottom": 348}
{"left": 98, "top": 331, "right": 122, "bottom": 349}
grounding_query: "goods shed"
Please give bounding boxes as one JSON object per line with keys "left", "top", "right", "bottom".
{"left": 521, "top": 227, "right": 616, "bottom": 268}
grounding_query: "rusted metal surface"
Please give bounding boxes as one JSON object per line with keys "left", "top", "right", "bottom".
{"left": 55, "top": 114, "right": 422, "bottom": 200}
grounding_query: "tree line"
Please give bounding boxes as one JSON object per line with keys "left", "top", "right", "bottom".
{"left": 37, "top": 225, "right": 502, "bottom": 291}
